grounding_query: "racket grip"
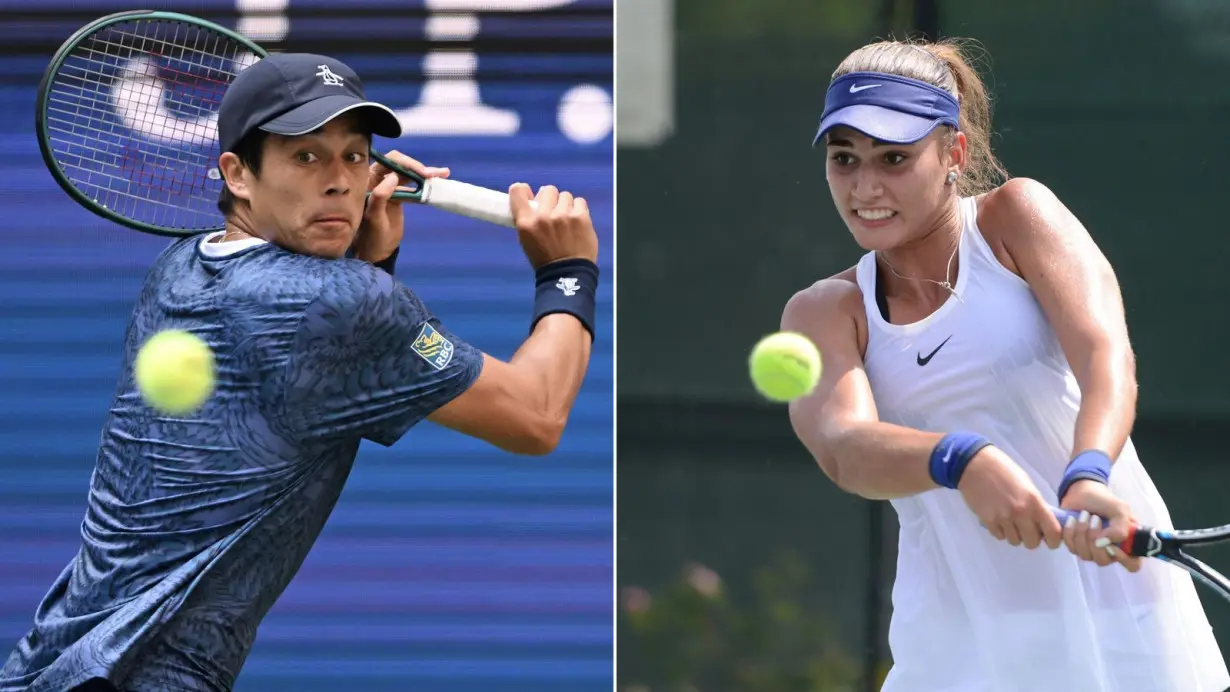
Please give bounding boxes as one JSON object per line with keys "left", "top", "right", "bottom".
{"left": 1052, "top": 507, "right": 1085, "bottom": 525}
{"left": 420, "top": 178, "right": 529, "bottom": 229}
{"left": 1052, "top": 507, "right": 1122, "bottom": 528}
{"left": 1050, "top": 507, "right": 1145, "bottom": 555}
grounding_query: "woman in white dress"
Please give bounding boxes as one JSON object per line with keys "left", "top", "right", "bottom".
{"left": 783, "top": 37, "right": 1229, "bottom": 691}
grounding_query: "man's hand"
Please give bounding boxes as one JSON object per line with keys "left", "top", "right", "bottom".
{"left": 352, "top": 151, "right": 449, "bottom": 263}
{"left": 509, "top": 183, "right": 599, "bottom": 269}
{"left": 1059, "top": 479, "right": 1143, "bottom": 572}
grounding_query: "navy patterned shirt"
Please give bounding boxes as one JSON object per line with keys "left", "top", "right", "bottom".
{"left": 1, "top": 234, "right": 483, "bottom": 692}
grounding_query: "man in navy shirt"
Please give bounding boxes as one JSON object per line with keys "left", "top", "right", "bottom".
{"left": 2, "top": 52, "right": 599, "bottom": 692}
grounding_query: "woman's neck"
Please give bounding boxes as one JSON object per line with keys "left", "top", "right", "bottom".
{"left": 876, "top": 197, "right": 964, "bottom": 302}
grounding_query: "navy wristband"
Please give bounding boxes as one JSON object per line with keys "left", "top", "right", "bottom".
{"left": 345, "top": 246, "right": 399, "bottom": 276}
{"left": 532, "top": 258, "right": 599, "bottom": 341}
{"left": 929, "top": 431, "right": 994, "bottom": 490}
{"left": 1057, "top": 449, "right": 1112, "bottom": 501}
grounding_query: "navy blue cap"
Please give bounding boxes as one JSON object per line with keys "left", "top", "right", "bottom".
{"left": 813, "top": 71, "right": 960, "bottom": 146}
{"left": 218, "top": 53, "right": 401, "bottom": 153}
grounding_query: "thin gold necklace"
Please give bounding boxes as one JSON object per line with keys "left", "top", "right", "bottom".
{"left": 877, "top": 204, "right": 964, "bottom": 299}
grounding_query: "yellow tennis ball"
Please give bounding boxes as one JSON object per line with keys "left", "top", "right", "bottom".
{"left": 748, "top": 331, "right": 822, "bottom": 403}
{"left": 133, "top": 330, "right": 216, "bottom": 415}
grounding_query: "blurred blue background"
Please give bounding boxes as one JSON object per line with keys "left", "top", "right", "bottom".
{"left": 0, "top": 1, "right": 613, "bottom": 691}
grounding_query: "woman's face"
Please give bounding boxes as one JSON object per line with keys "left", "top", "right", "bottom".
{"left": 824, "top": 126, "right": 965, "bottom": 252}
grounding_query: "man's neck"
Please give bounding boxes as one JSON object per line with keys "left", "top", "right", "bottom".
{"left": 217, "top": 212, "right": 261, "bottom": 243}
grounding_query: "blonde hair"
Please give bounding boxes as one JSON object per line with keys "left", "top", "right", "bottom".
{"left": 832, "top": 38, "right": 1009, "bottom": 196}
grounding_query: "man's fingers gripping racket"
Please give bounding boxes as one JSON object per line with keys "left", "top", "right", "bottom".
{"left": 508, "top": 183, "right": 537, "bottom": 223}
{"left": 415, "top": 178, "right": 525, "bottom": 229}
{"left": 370, "top": 151, "right": 536, "bottom": 229}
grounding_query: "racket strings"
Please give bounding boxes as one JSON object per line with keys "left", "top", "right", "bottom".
{"left": 44, "top": 19, "right": 251, "bottom": 232}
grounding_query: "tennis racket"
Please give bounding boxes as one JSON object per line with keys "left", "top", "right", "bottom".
{"left": 1052, "top": 508, "right": 1230, "bottom": 602}
{"left": 36, "top": 9, "right": 521, "bottom": 237}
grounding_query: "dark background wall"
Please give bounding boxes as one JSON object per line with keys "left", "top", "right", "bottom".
{"left": 617, "top": 1, "right": 1230, "bottom": 689}
{"left": 0, "top": 2, "right": 613, "bottom": 691}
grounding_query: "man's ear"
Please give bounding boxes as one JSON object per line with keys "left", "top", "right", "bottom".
{"left": 218, "top": 151, "right": 251, "bottom": 202}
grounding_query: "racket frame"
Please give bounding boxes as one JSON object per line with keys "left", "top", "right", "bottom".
{"left": 1129, "top": 523, "right": 1230, "bottom": 602}
{"left": 1161, "top": 553, "right": 1230, "bottom": 602}
{"left": 36, "top": 9, "right": 430, "bottom": 237}
{"left": 1053, "top": 507, "right": 1230, "bottom": 602}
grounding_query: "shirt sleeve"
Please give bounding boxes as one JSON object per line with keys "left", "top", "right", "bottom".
{"left": 280, "top": 264, "right": 484, "bottom": 446}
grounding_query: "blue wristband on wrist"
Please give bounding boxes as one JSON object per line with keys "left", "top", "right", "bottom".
{"left": 929, "top": 431, "right": 994, "bottom": 489}
{"left": 532, "top": 258, "right": 599, "bottom": 341}
{"left": 1057, "top": 449, "right": 1112, "bottom": 501}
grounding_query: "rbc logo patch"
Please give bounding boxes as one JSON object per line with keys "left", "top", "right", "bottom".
{"left": 411, "top": 323, "right": 454, "bottom": 370}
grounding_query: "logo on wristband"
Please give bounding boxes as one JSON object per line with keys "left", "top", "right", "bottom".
{"left": 556, "top": 277, "right": 580, "bottom": 297}
{"left": 411, "top": 322, "right": 455, "bottom": 370}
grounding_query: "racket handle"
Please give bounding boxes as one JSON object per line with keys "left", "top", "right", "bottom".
{"left": 1052, "top": 507, "right": 1124, "bottom": 528}
{"left": 1050, "top": 507, "right": 1147, "bottom": 556}
{"left": 419, "top": 178, "right": 530, "bottom": 229}
{"left": 1051, "top": 507, "right": 1087, "bottom": 525}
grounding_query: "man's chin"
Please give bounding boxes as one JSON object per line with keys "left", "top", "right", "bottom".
{"left": 298, "top": 227, "right": 356, "bottom": 259}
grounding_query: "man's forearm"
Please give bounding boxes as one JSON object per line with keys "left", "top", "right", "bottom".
{"left": 510, "top": 314, "right": 592, "bottom": 429}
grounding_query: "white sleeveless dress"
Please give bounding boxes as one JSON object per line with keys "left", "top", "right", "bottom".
{"left": 853, "top": 195, "right": 1229, "bottom": 691}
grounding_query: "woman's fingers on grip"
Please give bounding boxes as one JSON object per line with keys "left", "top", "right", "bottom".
{"left": 1085, "top": 515, "right": 1115, "bottom": 566}
{"left": 1038, "top": 508, "right": 1064, "bottom": 550}
{"left": 1091, "top": 525, "right": 1142, "bottom": 572}
{"left": 1013, "top": 516, "right": 1044, "bottom": 550}
{"left": 1063, "top": 510, "right": 1094, "bottom": 560}
{"left": 1001, "top": 521, "right": 1023, "bottom": 547}
{"left": 1060, "top": 511, "right": 1075, "bottom": 555}
{"left": 1063, "top": 510, "right": 1133, "bottom": 567}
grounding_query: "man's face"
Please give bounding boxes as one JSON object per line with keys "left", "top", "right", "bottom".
{"left": 239, "top": 113, "right": 372, "bottom": 258}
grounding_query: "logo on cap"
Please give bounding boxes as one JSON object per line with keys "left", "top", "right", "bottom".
{"left": 316, "top": 65, "right": 344, "bottom": 86}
